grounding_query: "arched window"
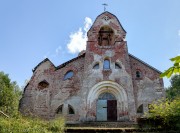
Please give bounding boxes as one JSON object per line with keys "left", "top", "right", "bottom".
{"left": 136, "top": 71, "right": 141, "bottom": 78}
{"left": 98, "top": 92, "right": 116, "bottom": 100}
{"left": 115, "top": 63, "right": 121, "bottom": 69}
{"left": 38, "top": 80, "right": 49, "bottom": 89}
{"left": 93, "top": 63, "right": 99, "bottom": 69}
{"left": 64, "top": 70, "right": 74, "bottom": 80}
{"left": 56, "top": 105, "right": 63, "bottom": 114}
{"left": 68, "top": 105, "right": 75, "bottom": 114}
{"left": 103, "top": 59, "right": 110, "bottom": 70}
{"left": 137, "top": 104, "right": 143, "bottom": 113}
{"left": 98, "top": 26, "right": 114, "bottom": 46}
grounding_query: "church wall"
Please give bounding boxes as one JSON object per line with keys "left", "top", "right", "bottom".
{"left": 50, "top": 56, "right": 85, "bottom": 121}
{"left": 129, "top": 56, "right": 164, "bottom": 114}
{"left": 20, "top": 57, "right": 85, "bottom": 120}
{"left": 19, "top": 60, "right": 55, "bottom": 119}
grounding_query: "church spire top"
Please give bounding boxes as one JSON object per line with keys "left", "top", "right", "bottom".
{"left": 102, "top": 3, "right": 108, "bottom": 12}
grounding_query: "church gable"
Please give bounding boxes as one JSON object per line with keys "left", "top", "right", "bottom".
{"left": 87, "top": 11, "right": 126, "bottom": 43}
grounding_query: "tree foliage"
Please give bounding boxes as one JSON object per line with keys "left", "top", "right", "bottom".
{"left": 160, "top": 56, "right": 180, "bottom": 78}
{"left": 166, "top": 75, "right": 180, "bottom": 100}
{"left": 0, "top": 71, "right": 22, "bottom": 116}
{"left": 147, "top": 97, "right": 180, "bottom": 130}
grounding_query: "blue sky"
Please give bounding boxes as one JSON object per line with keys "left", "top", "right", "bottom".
{"left": 0, "top": 0, "right": 180, "bottom": 88}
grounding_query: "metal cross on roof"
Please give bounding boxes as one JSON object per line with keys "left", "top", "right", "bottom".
{"left": 102, "top": 3, "right": 108, "bottom": 12}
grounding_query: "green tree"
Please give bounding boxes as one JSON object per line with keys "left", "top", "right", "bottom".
{"left": 0, "top": 71, "right": 22, "bottom": 116}
{"left": 160, "top": 55, "right": 180, "bottom": 78}
{"left": 166, "top": 75, "right": 180, "bottom": 100}
{"left": 148, "top": 97, "right": 180, "bottom": 130}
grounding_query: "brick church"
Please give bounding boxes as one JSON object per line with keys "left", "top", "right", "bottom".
{"left": 19, "top": 11, "right": 165, "bottom": 122}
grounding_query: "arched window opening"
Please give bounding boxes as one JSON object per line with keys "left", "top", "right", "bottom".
{"left": 64, "top": 70, "right": 74, "bottom": 80}
{"left": 115, "top": 63, "right": 121, "bottom": 69}
{"left": 38, "top": 80, "right": 49, "bottom": 89}
{"left": 136, "top": 71, "right": 141, "bottom": 78}
{"left": 103, "top": 59, "right": 110, "bottom": 70}
{"left": 98, "top": 92, "right": 116, "bottom": 100}
{"left": 98, "top": 26, "right": 114, "bottom": 46}
{"left": 137, "top": 104, "right": 143, "bottom": 113}
{"left": 56, "top": 105, "right": 63, "bottom": 114}
{"left": 93, "top": 63, "right": 99, "bottom": 69}
{"left": 68, "top": 105, "right": 75, "bottom": 114}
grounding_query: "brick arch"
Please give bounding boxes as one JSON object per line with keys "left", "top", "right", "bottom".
{"left": 87, "top": 81, "right": 128, "bottom": 111}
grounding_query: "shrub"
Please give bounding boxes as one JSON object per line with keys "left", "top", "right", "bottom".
{"left": 146, "top": 97, "right": 180, "bottom": 130}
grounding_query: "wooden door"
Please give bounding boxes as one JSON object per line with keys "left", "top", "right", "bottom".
{"left": 107, "top": 100, "right": 117, "bottom": 121}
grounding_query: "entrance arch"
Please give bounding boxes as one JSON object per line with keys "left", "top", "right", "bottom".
{"left": 87, "top": 81, "right": 128, "bottom": 121}
{"left": 97, "top": 92, "right": 117, "bottom": 121}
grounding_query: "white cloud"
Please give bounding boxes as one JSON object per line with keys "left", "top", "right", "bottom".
{"left": 178, "top": 30, "right": 180, "bottom": 37}
{"left": 67, "top": 17, "right": 92, "bottom": 54}
{"left": 55, "top": 46, "right": 62, "bottom": 55}
{"left": 43, "top": 46, "right": 63, "bottom": 59}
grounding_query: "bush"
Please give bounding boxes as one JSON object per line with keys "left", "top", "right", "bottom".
{"left": 146, "top": 97, "right": 180, "bottom": 130}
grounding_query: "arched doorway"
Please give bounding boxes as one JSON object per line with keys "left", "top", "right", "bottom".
{"left": 87, "top": 81, "right": 128, "bottom": 121}
{"left": 97, "top": 92, "right": 117, "bottom": 121}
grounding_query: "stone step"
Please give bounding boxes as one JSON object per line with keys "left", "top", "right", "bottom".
{"left": 66, "top": 121, "right": 138, "bottom": 128}
{"left": 65, "top": 127, "right": 164, "bottom": 133}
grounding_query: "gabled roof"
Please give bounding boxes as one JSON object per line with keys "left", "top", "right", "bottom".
{"left": 129, "top": 53, "right": 162, "bottom": 74}
{"left": 88, "top": 11, "right": 126, "bottom": 33}
{"left": 56, "top": 53, "right": 85, "bottom": 70}
{"left": 33, "top": 53, "right": 86, "bottom": 73}
{"left": 32, "top": 58, "right": 55, "bottom": 72}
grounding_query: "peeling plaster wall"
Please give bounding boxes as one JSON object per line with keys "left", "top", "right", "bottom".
{"left": 129, "top": 56, "right": 165, "bottom": 113}
{"left": 20, "top": 57, "right": 85, "bottom": 120}
{"left": 83, "top": 12, "right": 136, "bottom": 121}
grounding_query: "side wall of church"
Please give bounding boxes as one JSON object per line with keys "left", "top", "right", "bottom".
{"left": 50, "top": 56, "right": 85, "bottom": 121}
{"left": 20, "top": 56, "right": 85, "bottom": 120}
{"left": 129, "top": 56, "right": 164, "bottom": 114}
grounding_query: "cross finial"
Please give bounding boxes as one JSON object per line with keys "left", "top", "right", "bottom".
{"left": 102, "top": 3, "right": 108, "bottom": 12}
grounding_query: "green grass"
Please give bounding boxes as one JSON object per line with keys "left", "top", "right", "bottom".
{"left": 0, "top": 115, "right": 65, "bottom": 133}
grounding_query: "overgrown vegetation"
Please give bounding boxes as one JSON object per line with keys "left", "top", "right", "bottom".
{"left": 0, "top": 71, "right": 65, "bottom": 132}
{"left": 146, "top": 97, "right": 180, "bottom": 130}
{"left": 144, "top": 56, "right": 180, "bottom": 131}
{"left": 0, "top": 115, "right": 65, "bottom": 133}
